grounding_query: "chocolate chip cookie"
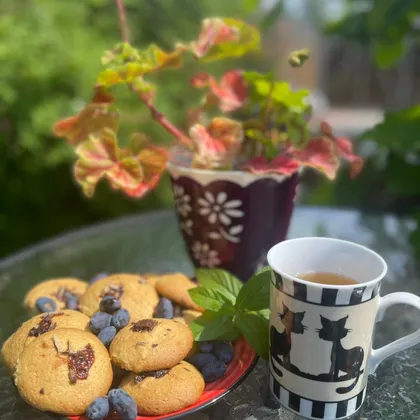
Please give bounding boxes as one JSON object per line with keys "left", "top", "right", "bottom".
{"left": 1, "top": 309, "right": 89, "bottom": 372}
{"left": 109, "top": 319, "right": 193, "bottom": 372}
{"left": 79, "top": 274, "right": 159, "bottom": 320}
{"left": 14, "top": 328, "right": 113, "bottom": 416}
{"left": 155, "top": 273, "right": 203, "bottom": 312}
{"left": 24, "top": 278, "right": 88, "bottom": 314}
{"left": 120, "top": 361, "right": 205, "bottom": 416}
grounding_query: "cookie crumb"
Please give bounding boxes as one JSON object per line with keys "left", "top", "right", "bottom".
{"left": 100, "top": 284, "right": 124, "bottom": 300}
{"left": 52, "top": 336, "right": 69, "bottom": 354}
{"left": 55, "top": 287, "right": 78, "bottom": 302}
{"left": 134, "top": 369, "right": 169, "bottom": 384}
{"left": 39, "top": 388, "right": 45, "bottom": 395}
{"left": 152, "top": 344, "right": 158, "bottom": 348}
{"left": 131, "top": 319, "right": 158, "bottom": 333}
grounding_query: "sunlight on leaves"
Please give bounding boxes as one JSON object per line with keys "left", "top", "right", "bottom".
{"left": 53, "top": 102, "right": 119, "bottom": 146}
{"left": 192, "top": 18, "right": 260, "bottom": 62}
{"left": 74, "top": 128, "right": 167, "bottom": 198}
{"left": 97, "top": 43, "right": 185, "bottom": 88}
{"left": 190, "top": 117, "right": 244, "bottom": 169}
{"left": 191, "top": 70, "right": 249, "bottom": 112}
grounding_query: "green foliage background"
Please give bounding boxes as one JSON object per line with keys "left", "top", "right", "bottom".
{"left": 307, "top": 0, "right": 420, "bottom": 254}
{"left": 0, "top": 0, "right": 257, "bottom": 257}
{"left": 1, "top": 0, "right": 420, "bottom": 258}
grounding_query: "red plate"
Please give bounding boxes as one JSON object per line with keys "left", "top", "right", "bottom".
{"left": 72, "top": 337, "right": 257, "bottom": 420}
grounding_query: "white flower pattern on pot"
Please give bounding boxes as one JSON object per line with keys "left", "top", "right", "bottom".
{"left": 199, "top": 191, "right": 244, "bottom": 244}
{"left": 192, "top": 242, "right": 221, "bottom": 268}
{"left": 198, "top": 191, "right": 244, "bottom": 225}
{"left": 180, "top": 219, "right": 193, "bottom": 236}
{"left": 173, "top": 184, "right": 192, "bottom": 217}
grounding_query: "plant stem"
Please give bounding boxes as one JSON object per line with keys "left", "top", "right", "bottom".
{"left": 137, "top": 92, "right": 193, "bottom": 148}
{"left": 263, "top": 82, "right": 274, "bottom": 130}
{"left": 115, "top": 0, "right": 192, "bottom": 148}
{"left": 115, "top": 0, "right": 130, "bottom": 43}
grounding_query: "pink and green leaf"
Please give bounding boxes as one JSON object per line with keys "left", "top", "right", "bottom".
{"left": 53, "top": 102, "right": 119, "bottom": 146}
{"left": 243, "top": 155, "right": 300, "bottom": 176}
{"left": 73, "top": 128, "right": 167, "bottom": 198}
{"left": 288, "top": 138, "right": 340, "bottom": 180}
{"left": 97, "top": 44, "right": 185, "bottom": 88}
{"left": 190, "top": 117, "right": 244, "bottom": 169}
{"left": 191, "top": 70, "right": 249, "bottom": 112}
{"left": 192, "top": 18, "right": 260, "bottom": 62}
{"left": 320, "top": 121, "right": 365, "bottom": 178}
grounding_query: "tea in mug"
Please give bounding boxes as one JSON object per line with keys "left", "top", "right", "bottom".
{"left": 297, "top": 271, "right": 358, "bottom": 286}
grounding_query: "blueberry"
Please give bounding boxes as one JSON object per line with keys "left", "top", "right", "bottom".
{"left": 154, "top": 297, "right": 173, "bottom": 319}
{"left": 99, "top": 295, "right": 122, "bottom": 314}
{"left": 213, "top": 342, "right": 233, "bottom": 364}
{"left": 201, "top": 360, "right": 227, "bottom": 383}
{"left": 108, "top": 388, "right": 137, "bottom": 420}
{"left": 90, "top": 272, "right": 109, "bottom": 284}
{"left": 66, "top": 297, "right": 79, "bottom": 310}
{"left": 98, "top": 326, "right": 117, "bottom": 348}
{"left": 89, "top": 312, "right": 112, "bottom": 335}
{"left": 199, "top": 341, "right": 214, "bottom": 353}
{"left": 86, "top": 396, "right": 109, "bottom": 420}
{"left": 188, "top": 352, "right": 217, "bottom": 369}
{"left": 35, "top": 297, "right": 57, "bottom": 313}
{"left": 111, "top": 309, "right": 130, "bottom": 330}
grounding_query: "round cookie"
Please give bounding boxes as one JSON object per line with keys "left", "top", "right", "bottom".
{"left": 24, "top": 278, "right": 88, "bottom": 314}
{"left": 1, "top": 310, "right": 89, "bottom": 372}
{"left": 155, "top": 273, "right": 203, "bottom": 312}
{"left": 110, "top": 319, "right": 193, "bottom": 372}
{"left": 120, "top": 361, "right": 205, "bottom": 416}
{"left": 14, "top": 328, "right": 113, "bottom": 416}
{"left": 79, "top": 274, "right": 159, "bottom": 320}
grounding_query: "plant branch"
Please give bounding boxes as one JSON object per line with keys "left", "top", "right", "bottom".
{"left": 137, "top": 93, "right": 193, "bottom": 148}
{"left": 115, "top": 0, "right": 130, "bottom": 43}
{"left": 116, "top": 0, "right": 192, "bottom": 148}
{"left": 263, "top": 82, "right": 274, "bottom": 130}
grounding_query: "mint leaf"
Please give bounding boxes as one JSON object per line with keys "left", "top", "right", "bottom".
{"left": 190, "top": 311, "right": 240, "bottom": 341}
{"left": 188, "top": 287, "right": 234, "bottom": 312}
{"left": 234, "top": 312, "right": 269, "bottom": 360}
{"left": 257, "top": 308, "right": 270, "bottom": 320}
{"left": 195, "top": 268, "right": 242, "bottom": 301}
{"left": 235, "top": 266, "right": 271, "bottom": 311}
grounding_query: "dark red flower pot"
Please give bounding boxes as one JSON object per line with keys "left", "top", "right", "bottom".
{"left": 167, "top": 162, "right": 298, "bottom": 282}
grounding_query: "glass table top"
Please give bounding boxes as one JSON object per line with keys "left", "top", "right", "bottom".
{"left": 0, "top": 206, "right": 419, "bottom": 420}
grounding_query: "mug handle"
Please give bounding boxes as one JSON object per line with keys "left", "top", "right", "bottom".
{"left": 369, "top": 292, "right": 420, "bottom": 374}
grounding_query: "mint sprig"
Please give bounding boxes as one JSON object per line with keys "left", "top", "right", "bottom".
{"left": 189, "top": 267, "right": 272, "bottom": 360}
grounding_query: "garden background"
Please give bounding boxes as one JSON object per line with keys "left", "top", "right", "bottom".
{"left": 1, "top": 0, "right": 420, "bottom": 258}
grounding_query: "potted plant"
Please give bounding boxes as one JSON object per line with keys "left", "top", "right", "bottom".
{"left": 54, "top": 2, "right": 364, "bottom": 282}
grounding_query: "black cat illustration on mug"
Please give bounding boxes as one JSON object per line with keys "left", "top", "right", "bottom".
{"left": 270, "top": 304, "right": 365, "bottom": 394}
{"left": 270, "top": 303, "right": 306, "bottom": 376}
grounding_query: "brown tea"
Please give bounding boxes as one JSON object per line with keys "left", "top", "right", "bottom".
{"left": 297, "top": 271, "right": 358, "bottom": 286}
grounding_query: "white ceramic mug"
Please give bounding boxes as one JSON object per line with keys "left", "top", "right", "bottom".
{"left": 267, "top": 237, "right": 420, "bottom": 420}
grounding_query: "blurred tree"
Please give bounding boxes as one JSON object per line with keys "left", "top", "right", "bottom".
{"left": 306, "top": 0, "right": 420, "bottom": 253}
{"left": 0, "top": 0, "right": 258, "bottom": 257}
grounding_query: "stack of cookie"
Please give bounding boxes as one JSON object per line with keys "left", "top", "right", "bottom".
{"left": 1, "top": 271, "right": 233, "bottom": 419}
